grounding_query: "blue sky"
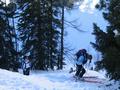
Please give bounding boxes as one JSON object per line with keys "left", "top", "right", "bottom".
{"left": 64, "top": 0, "right": 108, "bottom": 57}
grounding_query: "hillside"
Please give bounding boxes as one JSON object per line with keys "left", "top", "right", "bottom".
{"left": 0, "top": 68, "right": 119, "bottom": 90}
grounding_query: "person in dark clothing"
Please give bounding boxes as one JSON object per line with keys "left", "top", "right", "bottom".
{"left": 22, "top": 56, "right": 31, "bottom": 75}
{"left": 75, "top": 49, "right": 92, "bottom": 79}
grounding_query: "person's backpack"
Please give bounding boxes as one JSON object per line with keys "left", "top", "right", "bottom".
{"left": 75, "top": 50, "right": 83, "bottom": 60}
{"left": 82, "top": 53, "right": 87, "bottom": 64}
{"left": 75, "top": 49, "right": 87, "bottom": 60}
{"left": 82, "top": 57, "right": 87, "bottom": 64}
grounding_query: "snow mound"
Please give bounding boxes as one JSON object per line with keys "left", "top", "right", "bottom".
{"left": 0, "top": 69, "right": 40, "bottom": 90}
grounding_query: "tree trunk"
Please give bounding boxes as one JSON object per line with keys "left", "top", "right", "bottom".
{"left": 60, "top": 0, "right": 64, "bottom": 69}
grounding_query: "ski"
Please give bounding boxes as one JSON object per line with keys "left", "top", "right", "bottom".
{"left": 72, "top": 76, "right": 104, "bottom": 84}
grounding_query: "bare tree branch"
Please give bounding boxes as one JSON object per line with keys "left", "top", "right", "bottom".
{"left": 64, "top": 19, "right": 86, "bottom": 32}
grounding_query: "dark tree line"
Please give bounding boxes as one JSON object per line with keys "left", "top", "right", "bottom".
{"left": 91, "top": 0, "right": 120, "bottom": 80}
{"left": 0, "top": 0, "right": 82, "bottom": 71}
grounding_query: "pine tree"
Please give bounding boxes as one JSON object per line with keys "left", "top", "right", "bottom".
{"left": 0, "top": 1, "right": 7, "bottom": 69}
{"left": 0, "top": 1, "right": 18, "bottom": 71}
{"left": 17, "top": 0, "right": 61, "bottom": 70}
{"left": 91, "top": 0, "right": 120, "bottom": 80}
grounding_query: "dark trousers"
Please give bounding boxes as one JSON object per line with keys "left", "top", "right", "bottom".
{"left": 23, "top": 68, "right": 30, "bottom": 75}
{"left": 75, "top": 64, "right": 86, "bottom": 78}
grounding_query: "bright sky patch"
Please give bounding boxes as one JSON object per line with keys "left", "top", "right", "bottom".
{"left": 79, "top": 0, "right": 99, "bottom": 13}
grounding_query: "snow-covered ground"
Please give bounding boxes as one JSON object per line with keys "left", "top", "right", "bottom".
{"left": 0, "top": 67, "right": 119, "bottom": 90}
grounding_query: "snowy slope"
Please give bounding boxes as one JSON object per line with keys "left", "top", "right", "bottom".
{"left": 0, "top": 69, "right": 40, "bottom": 90}
{"left": 0, "top": 68, "right": 119, "bottom": 90}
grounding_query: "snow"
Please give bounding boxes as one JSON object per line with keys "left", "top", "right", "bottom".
{"left": 0, "top": 68, "right": 119, "bottom": 90}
